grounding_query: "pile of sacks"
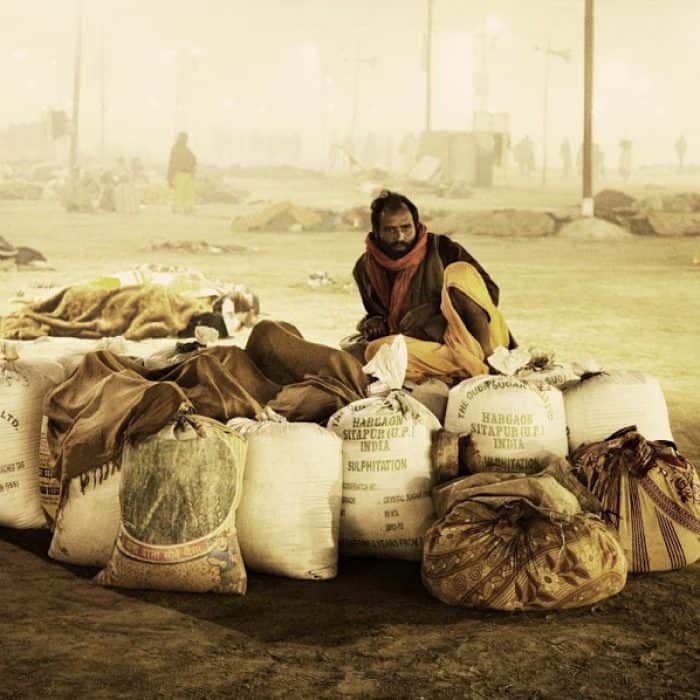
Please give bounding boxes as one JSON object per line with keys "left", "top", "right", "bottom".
{"left": 0, "top": 335, "right": 697, "bottom": 609}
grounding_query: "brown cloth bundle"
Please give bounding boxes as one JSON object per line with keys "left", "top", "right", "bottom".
{"left": 0, "top": 284, "right": 210, "bottom": 340}
{"left": 46, "top": 320, "right": 368, "bottom": 481}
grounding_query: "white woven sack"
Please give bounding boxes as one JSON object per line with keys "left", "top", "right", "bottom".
{"left": 48, "top": 463, "right": 122, "bottom": 567}
{"left": 327, "top": 390, "right": 440, "bottom": 561}
{"left": 516, "top": 363, "right": 579, "bottom": 389}
{"left": 563, "top": 370, "right": 673, "bottom": 451}
{"left": 228, "top": 419, "right": 342, "bottom": 580}
{"left": 7, "top": 337, "right": 98, "bottom": 375}
{"left": 9, "top": 337, "right": 177, "bottom": 377}
{"left": 0, "top": 347, "right": 65, "bottom": 528}
{"left": 405, "top": 378, "right": 450, "bottom": 423}
{"left": 444, "top": 375, "right": 568, "bottom": 473}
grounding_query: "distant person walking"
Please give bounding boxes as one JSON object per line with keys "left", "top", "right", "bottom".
{"left": 114, "top": 157, "right": 139, "bottom": 213}
{"left": 167, "top": 132, "right": 197, "bottom": 214}
{"left": 514, "top": 136, "right": 535, "bottom": 177}
{"left": 560, "top": 139, "right": 572, "bottom": 177}
{"left": 618, "top": 140, "right": 633, "bottom": 181}
{"left": 675, "top": 134, "right": 687, "bottom": 173}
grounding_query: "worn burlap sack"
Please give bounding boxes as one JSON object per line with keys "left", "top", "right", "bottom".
{"left": 422, "top": 471, "right": 627, "bottom": 610}
{"left": 571, "top": 427, "right": 700, "bottom": 572}
{"left": 96, "top": 415, "right": 247, "bottom": 594}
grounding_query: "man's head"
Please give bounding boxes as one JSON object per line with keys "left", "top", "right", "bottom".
{"left": 370, "top": 190, "right": 420, "bottom": 259}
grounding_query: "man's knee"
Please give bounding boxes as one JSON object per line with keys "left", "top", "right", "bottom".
{"left": 450, "top": 288, "right": 489, "bottom": 330}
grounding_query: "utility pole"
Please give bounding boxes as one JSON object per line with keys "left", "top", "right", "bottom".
{"left": 100, "top": 17, "right": 105, "bottom": 159}
{"left": 69, "top": 0, "right": 83, "bottom": 170}
{"left": 175, "top": 51, "right": 185, "bottom": 133}
{"left": 582, "top": 0, "right": 595, "bottom": 216}
{"left": 479, "top": 20, "right": 488, "bottom": 113}
{"left": 425, "top": 0, "right": 433, "bottom": 132}
{"left": 348, "top": 46, "right": 375, "bottom": 151}
{"left": 350, "top": 41, "right": 360, "bottom": 146}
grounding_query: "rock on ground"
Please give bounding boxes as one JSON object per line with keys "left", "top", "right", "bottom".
{"left": 646, "top": 211, "right": 700, "bottom": 236}
{"left": 640, "top": 192, "right": 700, "bottom": 214}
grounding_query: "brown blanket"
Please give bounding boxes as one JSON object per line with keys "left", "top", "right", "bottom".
{"left": 47, "top": 320, "right": 368, "bottom": 480}
{"left": 1, "top": 284, "right": 209, "bottom": 340}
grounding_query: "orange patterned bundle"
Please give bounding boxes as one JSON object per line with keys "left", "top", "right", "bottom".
{"left": 422, "top": 471, "right": 627, "bottom": 610}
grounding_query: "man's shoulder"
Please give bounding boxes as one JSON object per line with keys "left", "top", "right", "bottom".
{"left": 430, "top": 232, "right": 469, "bottom": 259}
{"left": 352, "top": 253, "right": 367, "bottom": 277}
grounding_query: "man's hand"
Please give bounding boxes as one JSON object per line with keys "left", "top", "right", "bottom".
{"left": 360, "top": 315, "right": 389, "bottom": 340}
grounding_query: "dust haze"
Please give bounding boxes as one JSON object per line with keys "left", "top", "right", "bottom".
{"left": 4, "top": 0, "right": 699, "bottom": 165}
{"left": 1, "top": 2, "right": 699, "bottom": 699}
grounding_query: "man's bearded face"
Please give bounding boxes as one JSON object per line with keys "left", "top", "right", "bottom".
{"left": 376, "top": 205, "right": 417, "bottom": 258}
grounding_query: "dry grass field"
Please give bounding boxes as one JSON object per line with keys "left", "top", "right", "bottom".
{"left": 0, "top": 173, "right": 698, "bottom": 699}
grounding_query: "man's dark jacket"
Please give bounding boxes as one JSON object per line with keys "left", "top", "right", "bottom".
{"left": 353, "top": 232, "right": 499, "bottom": 343}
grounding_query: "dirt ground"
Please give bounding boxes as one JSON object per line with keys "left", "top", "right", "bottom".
{"left": 0, "top": 173, "right": 698, "bottom": 699}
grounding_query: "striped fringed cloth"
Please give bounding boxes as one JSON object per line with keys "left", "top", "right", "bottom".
{"left": 571, "top": 426, "right": 700, "bottom": 573}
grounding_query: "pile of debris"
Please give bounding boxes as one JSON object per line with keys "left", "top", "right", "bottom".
{"left": 231, "top": 201, "right": 324, "bottom": 232}
{"left": 231, "top": 202, "right": 374, "bottom": 233}
{"left": 195, "top": 175, "right": 248, "bottom": 204}
{"left": 428, "top": 210, "right": 557, "bottom": 238}
{"left": 0, "top": 180, "right": 43, "bottom": 201}
{"left": 0, "top": 236, "right": 51, "bottom": 270}
{"left": 144, "top": 240, "right": 250, "bottom": 255}
{"left": 229, "top": 192, "right": 700, "bottom": 239}
{"left": 557, "top": 217, "right": 632, "bottom": 241}
{"left": 594, "top": 189, "right": 700, "bottom": 236}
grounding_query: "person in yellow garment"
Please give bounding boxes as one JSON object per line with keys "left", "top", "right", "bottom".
{"left": 342, "top": 190, "right": 516, "bottom": 383}
{"left": 167, "top": 132, "right": 197, "bottom": 214}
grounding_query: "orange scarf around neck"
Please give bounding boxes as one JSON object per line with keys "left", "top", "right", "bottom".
{"left": 363, "top": 223, "right": 428, "bottom": 333}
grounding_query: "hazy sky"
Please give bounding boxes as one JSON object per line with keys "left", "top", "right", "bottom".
{"left": 2, "top": 0, "right": 699, "bottom": 165}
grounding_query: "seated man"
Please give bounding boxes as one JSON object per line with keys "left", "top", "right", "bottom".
{"left": 342, "top": 190, "right": 515, "bottom": 383}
